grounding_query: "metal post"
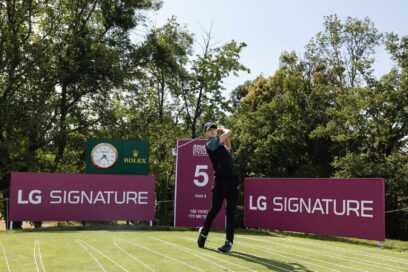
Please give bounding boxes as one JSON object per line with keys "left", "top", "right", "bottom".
{"left": 5, "top": 198, "right": 9, "bottom": 230}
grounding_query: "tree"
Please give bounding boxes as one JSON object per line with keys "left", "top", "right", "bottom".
{"left": 230, "top": 15, "right": 407, "bottom": 239}
{"left": 176, "top": 27, "right": 249, "bottom": 138}
{"left": 0, "top": 0, "right": 160, "bottom": 228}
{"left": 231, "top": 55, "right": 333, "bottom": 178}
{"left": 329, "top": 33, "right": 408, "bottom": 239}
{"left": 305, "top": 15, "right": 382, "bottom": 89}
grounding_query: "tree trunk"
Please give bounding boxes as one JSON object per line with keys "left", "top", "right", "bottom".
{"left": 53, "top": 84, "right": 68, "bottom": 170}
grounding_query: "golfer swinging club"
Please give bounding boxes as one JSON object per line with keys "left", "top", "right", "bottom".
{"left": 198, "top": 121, "right": 239, "bottom": 253}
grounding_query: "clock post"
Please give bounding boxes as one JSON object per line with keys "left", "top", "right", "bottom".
{"left": 85, "top": 138, "right": 151, "bottom": 226}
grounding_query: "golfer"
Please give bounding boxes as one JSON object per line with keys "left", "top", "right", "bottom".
{"left": 197, "top": 121, "right": 239, "bottom": 253}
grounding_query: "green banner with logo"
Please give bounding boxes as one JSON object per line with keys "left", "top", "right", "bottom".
{"left": 86, "top": 139, "right": 149, "bottom": 175}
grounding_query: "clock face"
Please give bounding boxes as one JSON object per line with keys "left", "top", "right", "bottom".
{"left": 91, "top": 143, "right": 118, "bottom": 169}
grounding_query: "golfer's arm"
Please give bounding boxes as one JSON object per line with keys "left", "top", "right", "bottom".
{"left": 218, "top": 128, "right": 233, "bottom": 144}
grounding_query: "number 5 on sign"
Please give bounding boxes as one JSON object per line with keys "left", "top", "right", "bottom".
{"left": 194, "top": 165, "right": 209, "bottom": 187}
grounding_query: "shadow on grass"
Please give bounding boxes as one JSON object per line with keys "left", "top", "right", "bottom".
{"left": 204, "top": 247, "right": 312, "bottom": 272}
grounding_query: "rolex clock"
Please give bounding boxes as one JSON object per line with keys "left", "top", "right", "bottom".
{"left": 86, "top": 139, "right": 149, "bottom": 174}
{"left": 90, "top": 143, "right": 118, "bottom": 169}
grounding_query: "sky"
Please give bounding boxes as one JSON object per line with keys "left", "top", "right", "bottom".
{"left": 135, "top": 0, "right": 408, "bottom": 95}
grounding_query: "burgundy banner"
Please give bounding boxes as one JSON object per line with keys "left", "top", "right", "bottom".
{"left": 244, "top": 178, "right": 385, "bottom": 241}
{"left": 174, "top": 139, "right": 225, "bottom": 228}
{"left": 10, "top": 172, "right": 155, "bottom": 221}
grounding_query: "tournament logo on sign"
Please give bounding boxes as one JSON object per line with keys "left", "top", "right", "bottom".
{"left": 192, "top": 144, "right": 207, "bottom": 156}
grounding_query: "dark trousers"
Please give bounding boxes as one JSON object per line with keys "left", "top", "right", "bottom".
{"left": 202, "top": 176, "right": 239, "bottom": 243}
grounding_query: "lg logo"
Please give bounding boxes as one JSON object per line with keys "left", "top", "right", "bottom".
{"left": 17, "top": 190, "right": 42, "bottom": 204}
{"left": 249, "top": 195, "right": 267, "bottom": 211}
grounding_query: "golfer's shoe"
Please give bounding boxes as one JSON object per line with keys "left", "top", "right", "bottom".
{"left": 197, "top": 227, "right": 207, "bottom": 248}
{"left": 217, "top": 240, "right": 233, "bottom": 253}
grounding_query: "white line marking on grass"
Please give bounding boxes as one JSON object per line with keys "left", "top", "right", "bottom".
{"left": 182, "top": 238, "right": 257, "bottom": 272}
{"left": 77, "top": 240, "right": 129, "bottom": 272}
{"left": 212, "top": 236, "right": 356, "bottom": 272}
{"left": 36, "top": 240, "right": 46, "bottom": 272}
{"left": 34, "top": 241, "right": 40, "bottom": 272}
{"left": 238, "top": 236, "right": 404, "bottom": 272}
{"left": 76, "top": 240, "right": 107, "bottom": 272}
{"left": 114, "top": 238, "right": 205, "bottom": 272}
{"left": 113, "top": 239, "right": 156, "bottom": 272}
{"left": 279, "top": 237, "right": 408, "bottom": 266}
{"left": 205, "top": 240, "right": 294, "bottom": 272}
{"left": 0, "top": 241, "right": 11, "bottom": 272}
{"left": 150, "top": 237, "right": 234, "bottom": 272}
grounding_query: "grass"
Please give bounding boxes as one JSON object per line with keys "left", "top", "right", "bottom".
{"left": 0, "top": 226, "right": 407, "bottom": 271}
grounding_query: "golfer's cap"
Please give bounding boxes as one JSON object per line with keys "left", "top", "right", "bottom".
{"left": 203, "top": 122, "right": 217, "bottom": 132}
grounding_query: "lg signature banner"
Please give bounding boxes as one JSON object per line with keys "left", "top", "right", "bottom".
{"left": 9, "top": 172, "right": 155, "bottom": 221}
{"left": 174, "top": 139, "right": 225, "bottom": 228}
{"left": 244, "top": 178, "right": 385, "bottom": 241}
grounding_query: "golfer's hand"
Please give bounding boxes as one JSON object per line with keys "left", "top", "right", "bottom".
{"left": 223, "top": 139, "right": 232, "bottom": 152}
{"left": 217, "top": 127, "right": 226, "bottom": 134}
{"left": 218, "top": 127, "right": 233, "bottom": 148}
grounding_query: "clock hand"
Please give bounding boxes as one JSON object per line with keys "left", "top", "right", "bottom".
{"left": 98, "top": 154, "right": 108, "bottom": 162}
